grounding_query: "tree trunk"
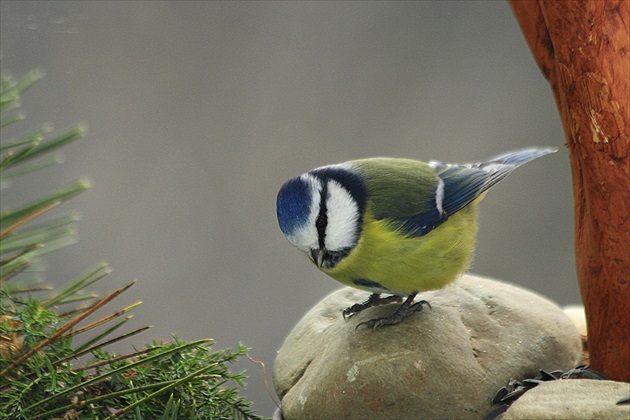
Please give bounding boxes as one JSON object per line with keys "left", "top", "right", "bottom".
{"left": 509, "top": 0, "right": 629, "bottom": 382}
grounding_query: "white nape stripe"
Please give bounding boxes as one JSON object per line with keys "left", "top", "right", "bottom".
{"left": 285, "top": 174, "right": 321, "bottom": 253}
{"left": 324, "top": 179, "right": 360, "bottom": 252}
{"left": 435, "top": 178, "right": 445, "bottom": 215}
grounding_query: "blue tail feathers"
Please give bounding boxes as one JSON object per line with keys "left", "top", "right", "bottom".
{"left": 435, "top": 146, "right": 557, "bottom": 219}
{"left": 485, "top": 147, "right": 558, "bottom": 167}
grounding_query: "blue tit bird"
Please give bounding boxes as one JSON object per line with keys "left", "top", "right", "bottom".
{"left": 276, "top": 147, "right": 556, "bottom": 329}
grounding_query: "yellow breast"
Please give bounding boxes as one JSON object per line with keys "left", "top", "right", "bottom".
{"left": 321, "top": 203, "right": 479, "bottom": 295}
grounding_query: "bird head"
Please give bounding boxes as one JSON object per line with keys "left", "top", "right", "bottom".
{"left": 276, "top": 164, "right": 367, "bottom": 270}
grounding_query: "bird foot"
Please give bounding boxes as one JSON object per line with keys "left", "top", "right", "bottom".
{"left": 342, "top": 293, "right": 403, "bottom": 320}
{"left": 356, "top": 294, "right": 431, "bottom": 330}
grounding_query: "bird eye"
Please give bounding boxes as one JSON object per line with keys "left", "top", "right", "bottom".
{"left": 315, "top": 214, "right": 327, "bottom": 229}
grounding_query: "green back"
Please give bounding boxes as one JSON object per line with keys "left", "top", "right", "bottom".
{"left": 351, "top": 158, "right": 438, "bottom": 220}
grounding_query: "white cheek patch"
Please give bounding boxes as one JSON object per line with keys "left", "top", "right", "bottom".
{"left": 325, "top": 180, "right": 360, "bottom": 252}
{"left": 285, "top": 174, "right": 321, "bottom": 254}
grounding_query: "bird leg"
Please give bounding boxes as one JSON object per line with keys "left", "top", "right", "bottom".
{"left": 342, "top": 293, "right": 403, "bottom": 320}
{"left": 355, "top": 292, "right": 431, "bottom": 330}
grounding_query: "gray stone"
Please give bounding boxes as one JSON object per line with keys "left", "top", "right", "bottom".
{"left": 274, "top": 274, "right": 582, "bottom": 419}
{"left": 503, "top": 379, "right": 630, "bottom": 419}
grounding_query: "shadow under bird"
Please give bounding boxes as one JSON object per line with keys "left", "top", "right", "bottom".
{"left": 276, "top": 147, "right": 556, "bottom": 329}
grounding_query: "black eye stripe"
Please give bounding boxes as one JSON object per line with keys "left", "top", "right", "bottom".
{"left": 316, "top": 181, "right": 328, "bottom": 249}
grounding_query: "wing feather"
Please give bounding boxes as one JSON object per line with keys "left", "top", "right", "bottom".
{"left": 354, "top": 147, "right": 555, "bottom": 237}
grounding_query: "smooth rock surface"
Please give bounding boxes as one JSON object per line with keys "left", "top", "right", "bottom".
{"left": 503, "top": 379, "right": 630, "bottom": 419}
{"left": 274, "top": 274, "right": 582, "bottom": 419}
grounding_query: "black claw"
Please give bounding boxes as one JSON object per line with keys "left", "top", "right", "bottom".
{"left": 342, "top": 293, "right": 402, "bottom": 320}
{"left": 355, "top": 314, "right": 405, "bottom": 331}
{"left": 355, "top": 317, "right": 383, "bottom": 331}
{"left": 411, "top": 299, "right": 432, "bottom": 311}
{"left": 355, "top": 293, "right": 431, "bottom": 330}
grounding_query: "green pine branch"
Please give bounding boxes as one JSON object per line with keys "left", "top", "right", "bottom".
{"left": 0, "top": 71, "right": 265, "bottom": 419}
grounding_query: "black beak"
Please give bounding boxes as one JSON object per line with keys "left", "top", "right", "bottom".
{"left": 310, "top": 249, "right": 325, "bottom": 268}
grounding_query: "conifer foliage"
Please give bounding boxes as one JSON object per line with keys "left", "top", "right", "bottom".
{"left": 0, "top": 71, "right": 263, "bottom": 419}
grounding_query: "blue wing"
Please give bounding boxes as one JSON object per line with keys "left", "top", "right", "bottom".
{"left": 397, "top": 147, "right": 556, "bottom": 237}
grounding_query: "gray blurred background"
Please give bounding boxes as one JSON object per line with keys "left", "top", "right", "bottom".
{"left": 1, "top": 1, "right": 580, "bottom": 415}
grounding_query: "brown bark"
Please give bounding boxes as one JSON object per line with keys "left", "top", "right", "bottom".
{"left": 509, "top": 0, "right": 629, "bottom": 382}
